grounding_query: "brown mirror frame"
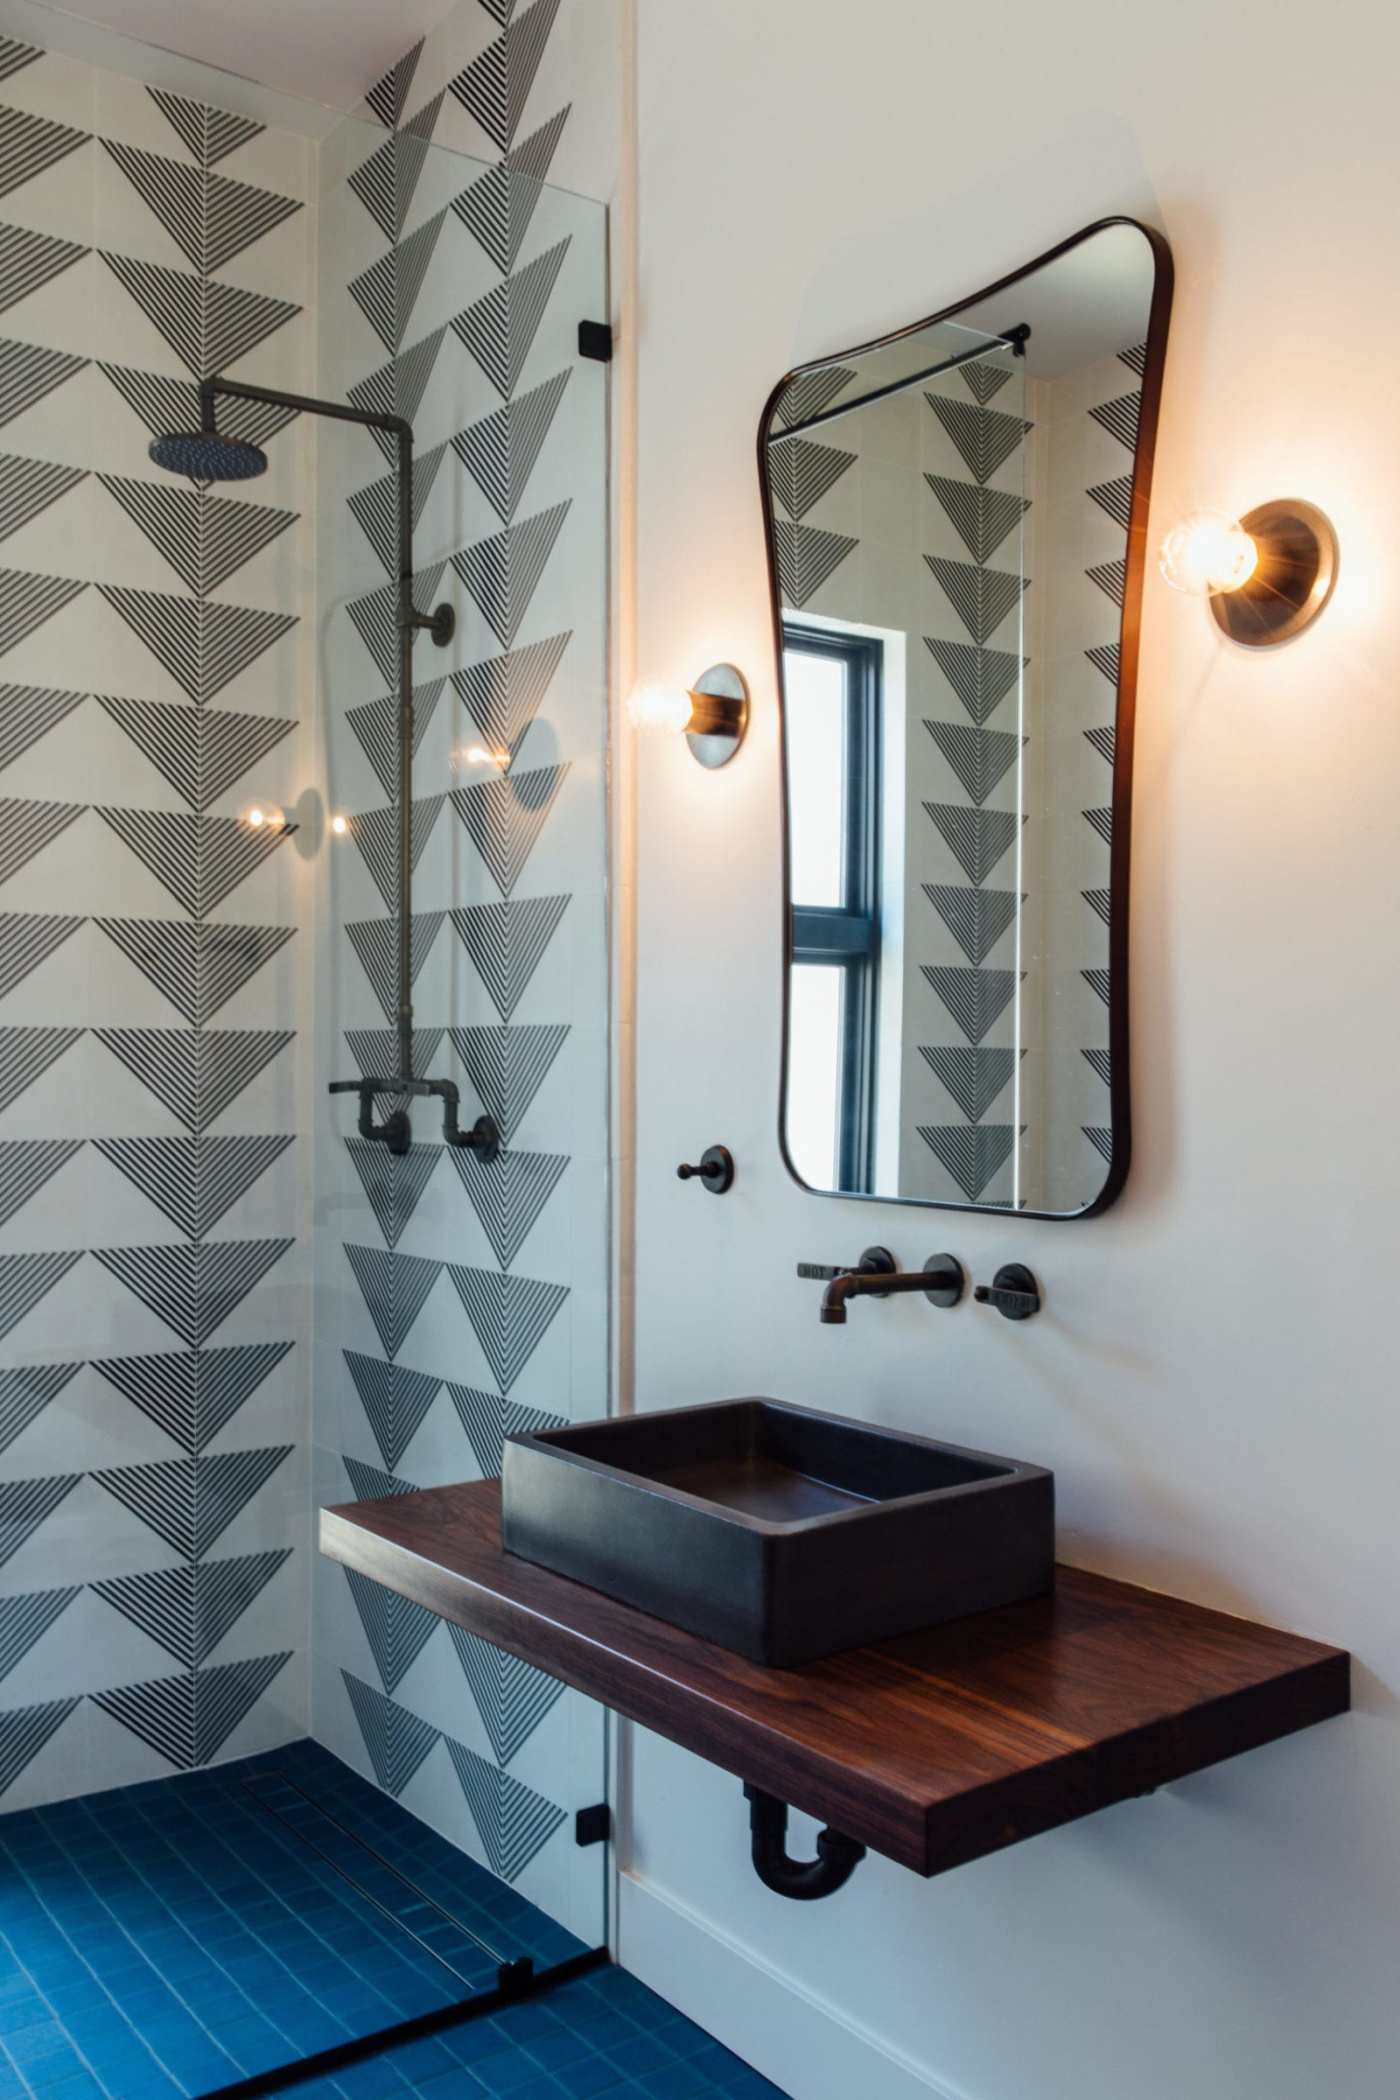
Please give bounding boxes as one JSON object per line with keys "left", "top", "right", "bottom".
{"left": 759, "top": 217, "right": 1174, "bottom": 1220}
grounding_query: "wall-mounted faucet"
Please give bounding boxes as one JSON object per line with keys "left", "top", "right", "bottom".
{"left": 798, "top": 1246, "right": 965, "bottom": 1325}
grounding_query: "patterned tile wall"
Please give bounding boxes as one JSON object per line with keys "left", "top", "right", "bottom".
{"left": 0, "top": 35, "right": 313, "bottom": 1807}
{"left": 309, "top": 0, "right": 612, "bottom": 1949}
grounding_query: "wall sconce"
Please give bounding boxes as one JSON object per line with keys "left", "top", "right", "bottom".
{"left": 1160, "top": 500, "right": 1339, "bottom": 647}
{"left": 628, "top": 662, "right": 750, "bottom": 768}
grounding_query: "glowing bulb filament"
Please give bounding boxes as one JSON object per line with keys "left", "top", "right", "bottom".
{"left": 1160, "top": 511, "right": 1258, "bottom": 596}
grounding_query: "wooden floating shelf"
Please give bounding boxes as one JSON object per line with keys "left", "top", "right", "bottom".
{"left": 320, "top": 1478, "right": 1350, "bottom": 1880}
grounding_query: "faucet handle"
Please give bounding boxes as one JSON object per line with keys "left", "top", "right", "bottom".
{"left": 797, "top": 1245, "right": 896, "bottom": 1296}
{"left": 974, "top": 1263, "right": 1042, "bottom": 1321}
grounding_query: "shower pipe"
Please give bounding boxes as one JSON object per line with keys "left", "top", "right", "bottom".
{"left": 165, "top": 374, "right": 500, "bottom": 1162}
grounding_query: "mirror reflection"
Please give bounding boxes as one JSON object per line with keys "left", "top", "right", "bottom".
{"left": 764, "top": 221, "right": 1169, "bottom": 1216}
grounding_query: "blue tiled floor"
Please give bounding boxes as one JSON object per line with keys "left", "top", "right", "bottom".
{"left": 0, "top": 1739, "right": 583, "bottom": 2099}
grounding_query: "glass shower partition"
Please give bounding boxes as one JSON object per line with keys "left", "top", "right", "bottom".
{"left": 310, "top": 111, "right": 611, "bottom": 1956}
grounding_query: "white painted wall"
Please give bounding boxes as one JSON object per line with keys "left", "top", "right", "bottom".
{"left": 620, "top": 2, "right": 1400, "bottom": 2095}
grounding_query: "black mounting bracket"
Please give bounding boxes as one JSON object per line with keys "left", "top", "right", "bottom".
{"left": 743, "top": 1785, "right": 865, "bottom": 1902}
{"left": 575, "top": 1803, "right": 611, "bottom": 1848}
{"left": 401, "top": 603, "right": 456, "bottom": 648}
{"left": 329, "top": 1076, "right": 500, "bottom": 1161}
{"left": 578, "top": 320, "right": 613, "bottom": 362}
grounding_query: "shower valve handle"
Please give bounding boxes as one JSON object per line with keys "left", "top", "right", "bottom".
{"left": 329, "top": 1075, "right": 500, "bottom": 1162}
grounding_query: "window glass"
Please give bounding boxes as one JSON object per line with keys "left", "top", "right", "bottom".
{"left": 784, "top": 647, "right": 846, "bottom": 907}
{"left": 786, "top": 965, "right": 843, "bottom": 1186}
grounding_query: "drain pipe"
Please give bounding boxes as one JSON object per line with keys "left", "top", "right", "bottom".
{"left": 744, "top": 1785, "right": 866, "bottom": 1901}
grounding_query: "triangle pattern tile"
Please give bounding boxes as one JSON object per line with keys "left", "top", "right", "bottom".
{"left": 1082, "top": 1047, "right": 1112, "bottom": 1087}
{"left": 344, "top": 1455, "right": 417, "bottom": 1502}
{"left": 0, "top": 1698, "right": 79, "bottom": 1796}
{"left": 771, "top": 366, "right": 856, "bottom": 430}
{"left": 349, "top": 329, "right": 447, "bottom": 462}
{"left": 0, "top": 686, "right": 85, "bottom": 775}
{"left": 343, "top": 1670, "right": 437, "bottom": 1797}
{"left": 97, "top": 590, "right": 296, "bottom": 704}
{"left": 92, "top": 1549, "right": 290, "bottom": 1669}
{"left": 1083, "top": 1126, "right": 1113, "bottom": 1164}
{"left": 923, "top": 721, "right": 1022, "bottom": 807}
{"left": 1085, "top": 722, "right": 1115, "bottom": 764}
{"left": 101, "top": 143, "right": 301, "bottom": 275}
{"left": 925, "top": 556, "right": 1026, "bottom": 645}
{"left": 343, "top": 1244, "right": 441, "bottom": 1362}
{"left": 767, "top": 438, "right": 855, "bottom": 523}
{"left": 1082, "top": 886, "right": 1111, "bottom": 926}
{"left": 95, "top": 919, "right": 294, "bottom": 1025}
{"left": 345, "top": 1566, "right": 437, "bottom": 1694}
{"left": 925, "top": 476, "right": 1028, "bottom": 563}
{"left": 365, "top": 41, "right": 422, "bottom": 129}
{"left": 0, "top": 1585, "right": 79, "bottom": 1681}
{"left": 1089, "top": 392, "right": 1141, "bottom": 451}
{"left": 0, "top": 913, "right": 83, "bottom": 1000}
{"left": 923, "top": 803, "right": 1025, "bottom": 883}
{"left": 345, "top": 1138, "right": 442, "bottom": 1250}
{"left": 0, "top": 42, "right": 41, "bottom": 86}
{"left": 0, "top": 1249, "right": 81, "bottom": 1339}
{"left": 1086, "top": 644, "right": 1119, "bottom": 689}
{"left": 447, "top": 0, "right": 562, "bottom": 150}
{"left": 773, "top": 518, "right": 858, "bottom": 608}
{"left": 92, "top": 1447, "right": 292, "bottom": 1561}
{"left": 0, "top": 1026, "right": 82, "bottom": 1115}
{"left": 348, "top": 94, "right": 444, "bottom": 238}
{"left": 451, "top": 763, "right": 566, "bottom": 896}
{"left": 347, "top": 564, "right": 446, "bottom": 684}
{"left": 95, "top": 1135, "right": 291, "bottom": 1240}
{"left": 0, "top": 797, "right": 84, "bottom": 885}
{"left": 92, "top": 1341, "right": 292, "bottom": 1454}
{"left": 452, "top": 238, "right": 569, "bottom": 399}
{"left": 1088, "top": 474, "right": 1133, "bottom": 530}
{"left": 1084, "top": 805, "right": 1113, "bottom": 846}
{"left": 1087, "top": 557, "right": 1126, "bottom": 608}
{"left": 93, "top": 1651, "right": 290, "bottom": 1770}
{"left": 98, "top": 479, "right": 297, "bottom": 595}
{"left": 445, "top": 1264, "right": 567, "bottom": 1394}
{"left": 450, "top": 895, "right": 568, "bottom": 1022}
{"left": 96, "top": 696, "right": 295, "bottom": 812}
{"left": 93, "top": 1239, "right": 292, "bottom": 1347}
{"left": 452, "top": 369, "right": 569, "bottom": 523}
{"left": 349, "top": 795, "right": 445, "bottom": 910}
{"left": 449, "top": 1024, "right": 566, "bottom": 1144}
{"left": 917, "top": 1123, "right": 1022, "bottom": 1201}
{"left": 447, "top": 1385, "right": 565, "bottom": 1481}
{"left": 0, "top": 108, "right": 88, "bottom": 201}
{"left": 100, "top": 253, "right": 299, "bottom": 379}
{"left": 95, "top": 808, "right": 289, "bottom": 916}
{"left": 0, "top": 1358, "right": 80, "bottom": 1463}
{"left": 444, "top": 1733, "right": 564, "bottom": 1881}
{"left": 345, "top": 1026, "right": 443, "bottom": 1083}
{"left": 0, "top": 1473, "right": 80, "bottom": 1568}
{"left": 922, "top": 965, "right": 1021, "bottom": 1045}
{"left": 345, "top": 910, "right": 445, "bottom": 1021}
{"left": 917, "top": 1045, "right": 1022, "bottom": 1123}
{"left": 0, "top": 223, "right": 86, "bottom": 316}
{"left": 0, "top": 454, "right": 86, "bottom": 543}
{"left": 925, "top": 396, "right": 1032, "bottom": 484}
{"left": 921, "top": 885, "right": 1020, "bottom": 966}
{"left": 100, "top": 363, "right": 298, "bottom": 451}
{"left": 450, "top": 107, "right": 569, "bottom": 273}
{"left": 1083, "top": 967, "right": 1111, "bottom": 1006}
{"left": 0, "top": 1137, "right": 81, "bottom": 1227}
{"left": 959, "top": 359, "right": 1014, "bottom": 405}
{"left": 346, "top": 680, "right": 443, "bottom": 798}
{"left": 452, "top": 502, "right": 570, "bottom": 650}
{"left": 0, "top": 339, "right": 87, "bottom": 429}
{"left": 0, "top": 571, "right": 86, "bottom": 661}
{"left": 147, "top": 91, "right": 263, "bottom": 167}
{"left": 448, "top": 1144, "right": 567, "bottom": 1269}
{"left": 347, "top": 443, "right": 446, "bottom": 574}
{"left": 343, "top": 1351, "right": 442, "bottom": 1471}
{"left": 923, "top": 638, "right": 1026, "bottom": 724}
{"left": 448, "top": 1624, "right": 563, "bottom": 1765}
{"left": 348, "top": 210, "right": 447, "bottom": 352}
{"left": 451, "top": 632, "right": 569, "bottom": 761}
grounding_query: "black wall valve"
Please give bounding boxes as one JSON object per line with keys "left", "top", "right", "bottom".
{"left": 677, "top": 1145, "right": 735, "bottom": 1194}
{"left": 974, "top": 1263, "right": 1042, "bottom": 1321}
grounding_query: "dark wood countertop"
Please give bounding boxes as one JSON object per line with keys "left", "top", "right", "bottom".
{"left": 320, "top": 1478, "right": 1349, "bottom": 1879}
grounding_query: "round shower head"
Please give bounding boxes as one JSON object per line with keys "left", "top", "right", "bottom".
{"left": 148, "top": 431, "right": 268, "bottom": 481}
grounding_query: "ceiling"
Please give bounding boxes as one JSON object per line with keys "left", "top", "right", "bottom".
{"left": 12, "top": 0, "right": 453, "bottom": 116}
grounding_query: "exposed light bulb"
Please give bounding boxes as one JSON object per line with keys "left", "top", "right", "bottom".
{"left": 1159, "top": 510, "right": 1258, "bottom": 596}
{"left": 627, "top": 682, "right": 695, "bottom": 733}
{"left": 241, "top": 802, "right": 283, "bottom": 832}
{"left": 329, "top": 811, "right": 349, "bottom": 837}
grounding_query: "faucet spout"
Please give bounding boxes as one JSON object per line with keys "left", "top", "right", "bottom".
{"left": 816, "top": 1252, "right": 967, "bottom": 1324}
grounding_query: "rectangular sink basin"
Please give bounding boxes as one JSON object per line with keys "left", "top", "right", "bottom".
{"left": 500, "top": 1397, "right": 1053, "bottom": 1667}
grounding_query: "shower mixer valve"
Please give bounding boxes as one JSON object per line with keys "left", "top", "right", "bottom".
{"left": 329, "top": 1075, "right": 500, "bottom": 1161}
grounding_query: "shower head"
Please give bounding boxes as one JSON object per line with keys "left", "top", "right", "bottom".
{"left": 148, "top": 430, "right": 268, "bottom": 481}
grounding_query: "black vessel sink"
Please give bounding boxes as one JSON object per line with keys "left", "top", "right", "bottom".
{"left": 500, "top": 1397, "right": 1053, "bottom": 1667}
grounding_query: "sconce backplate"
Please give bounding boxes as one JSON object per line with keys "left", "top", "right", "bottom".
{"left": 1210, "top": 499, "right": 1338, "bottom": 648}
{"left": 686, "top": 662, "right": 750, "bottom": 768}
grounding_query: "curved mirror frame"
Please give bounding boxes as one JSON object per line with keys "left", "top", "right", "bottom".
{"left": 760, "top": 217, "right": 1173, "bottom": 1219}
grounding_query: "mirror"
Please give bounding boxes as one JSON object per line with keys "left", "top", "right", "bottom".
{"left": 762, "top": 219, "right": 1171, "bottom": 1217}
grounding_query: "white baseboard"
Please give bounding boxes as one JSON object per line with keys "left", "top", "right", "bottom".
{"left": 617, "top": 1871, "right": 965, "bottom": 2100}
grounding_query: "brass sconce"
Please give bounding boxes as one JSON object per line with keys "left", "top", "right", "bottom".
{"left": 628, "top": 662, "right": 750, "bottom": 767}
{"left": 1160, "top": 500, "right": 1339, "bottom": 647}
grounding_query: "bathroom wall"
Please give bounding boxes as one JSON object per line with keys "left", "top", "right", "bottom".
{"left": 622, "top": 2, "right": 1400, "bottom": 2096}
{"left": 308, "top": 0, "right": 622, "bottom": 1946}
{"left": 0, "top": 29, "right": 314, "bottom": 1809}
